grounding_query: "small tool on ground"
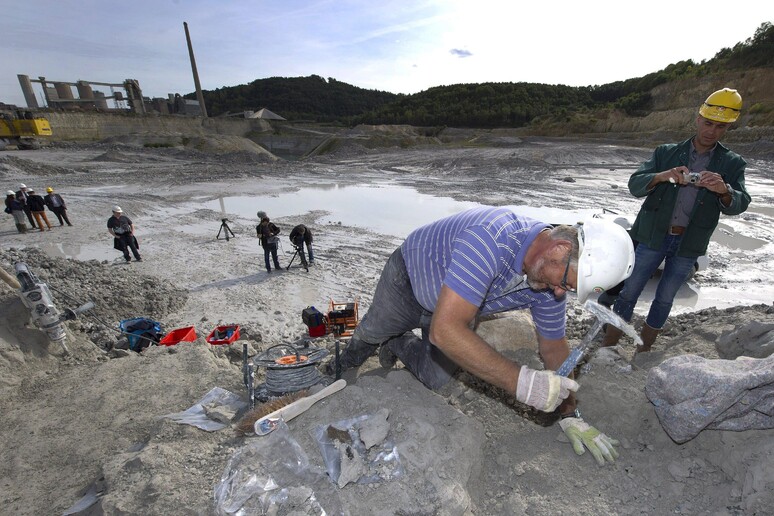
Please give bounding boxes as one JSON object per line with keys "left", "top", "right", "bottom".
{"left": 556, "top": 300, "right": 642, "bottom": 377}
{"left": 253, "top": 379, "right": 347, "bottom": 435}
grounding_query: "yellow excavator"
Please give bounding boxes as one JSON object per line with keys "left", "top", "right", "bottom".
{"left": 0, "top": 108, "right": 52, "bottom": 150}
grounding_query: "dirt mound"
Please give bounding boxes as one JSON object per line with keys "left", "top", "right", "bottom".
{"left": 0, "top": 155, "right": 80, "bottom": 178}
{"left": 96, "top": 133, "right": 279, "bottom": 160}
{"left": 90, "top": 149, "right": 143, "bottom": 163}
{"left": 0, "top": 247, "right": 188, "bottom": 371}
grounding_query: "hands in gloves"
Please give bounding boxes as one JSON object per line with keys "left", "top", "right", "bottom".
{"left": 559, "top": 417, "right": 620, "bottom": 465}
{"left": 515, "top": 365, "right": 579, "bottom": 412}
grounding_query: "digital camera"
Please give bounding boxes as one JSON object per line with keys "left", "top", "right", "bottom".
{"left": 687, "top": 172, "right": 701, "bottom": 184}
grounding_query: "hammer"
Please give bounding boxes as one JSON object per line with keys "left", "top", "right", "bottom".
{"left": 556, "top": 300, "right": 642, "bottom": 376}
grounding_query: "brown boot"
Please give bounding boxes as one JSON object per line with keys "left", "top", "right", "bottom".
{"left": 601, "top": 325, "right": 623, "bottom": 347}
{"left": 637, "top": 324, "right": 661, "bottom": 353}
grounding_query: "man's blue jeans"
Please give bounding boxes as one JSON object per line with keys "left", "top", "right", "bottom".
{"left": 613, "top": 235, "right": 697, "bottom": 329}
{"left": 339, "top": 247, "right": 458, "bottom": 390}
{"left": 292, "top": 236, "right": 314, "bottom": 264}
{"left": 263, "top": 243, "right": 280, "bottom": 271}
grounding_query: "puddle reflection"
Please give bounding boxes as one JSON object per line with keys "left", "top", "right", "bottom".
{"left": 209, "top": 184, "right": 483, "bottom": 237}
{"left": 36, "top": 242, "right": 114, "bottom": 262}
{"left": 208, "top": 184, "right": 604, "bottom": 238}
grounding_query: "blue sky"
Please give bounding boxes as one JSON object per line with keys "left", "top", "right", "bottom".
{"left": 2, "top": 1, "right": 770, "bottom": 108}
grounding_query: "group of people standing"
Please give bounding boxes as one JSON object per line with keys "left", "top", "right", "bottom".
{"left": 256, "top": 210, "right": 314, "bottom": 273}
{"left": 4, "top": 183, "right": 72, "bottom": 233}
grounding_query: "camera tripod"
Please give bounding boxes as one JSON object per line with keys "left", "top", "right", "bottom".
{"left": 286, "top": 244, "right": 309, "bottom": 272}
{"left": 217, "top": 218, "right": 236, "bottom": 241}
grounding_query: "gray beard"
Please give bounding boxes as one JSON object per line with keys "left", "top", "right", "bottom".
{"left": 525, "top": 254, "right": 549, "bottom": 292}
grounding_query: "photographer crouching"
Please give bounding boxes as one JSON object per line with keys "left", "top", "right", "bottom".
{"left": 107, "top": 205, "right": 142, "bottom": 263}
{"left": 289, "top": 224, "right": 314, "bottom": 267}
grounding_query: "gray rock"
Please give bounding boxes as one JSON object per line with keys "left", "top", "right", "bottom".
{"left": 646, "top": 354, "right": 774, "bottom": 443}
{"left": 716, "top": 321, "right": 774, "bottom": 359}
{"left": 358, "top": 408, "right": 390, "bottom": 449}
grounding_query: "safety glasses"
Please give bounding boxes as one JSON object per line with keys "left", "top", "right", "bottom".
{"left": 559, "top": 252, "right": 576, "bottom": 293}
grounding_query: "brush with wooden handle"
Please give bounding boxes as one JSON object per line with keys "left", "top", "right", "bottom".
{"left": 254, "top": 379, "right": 347, "bottom": 436}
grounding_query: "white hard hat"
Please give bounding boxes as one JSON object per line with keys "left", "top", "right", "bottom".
{"left": 19, "top": 183, "right": 26, "bottom": 189}
{"left": 112, "top": 205, "right": 123, "bottom": 213}
{"left": 576, "top": 218, "right": 635, "bottom": 303}
{"left": 7, "top": 190, "right": 15, "bottom": 196}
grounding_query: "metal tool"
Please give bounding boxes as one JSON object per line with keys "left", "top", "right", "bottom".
{"left": 556, "top": 300, "right": 642, "bottom": 377}
{"left": 13, "top": 263, "right": 96, "bottom": 355}
{"left": 254, "top": 378, "right": 347, "bottom": 436}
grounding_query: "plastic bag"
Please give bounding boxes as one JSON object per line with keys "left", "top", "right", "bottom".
{"left": 311, "top": 412, "right": 404, "bottom": 488}
{"left": 162, "top": 387, "right": 247, "bottom": 431}
{"left": 214, "top": 420, "right": 341, "bottom": 515}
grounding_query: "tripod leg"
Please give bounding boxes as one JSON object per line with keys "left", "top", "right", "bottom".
{"left": 286, "top": 251, "right": 296, "bottom": 271}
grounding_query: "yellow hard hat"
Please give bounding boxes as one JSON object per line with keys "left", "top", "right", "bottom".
{"left": 46, "top": 187, "right": 54, "bottom": 193}
{"left": 698, "top": 88, "right": 742, "bottom": 123}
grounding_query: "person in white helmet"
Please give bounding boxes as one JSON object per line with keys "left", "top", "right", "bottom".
{"left": 15, "top": 183, "right": 37, "bottom": 229}
{"left": 107, "top": 206, "right": 142, "bottom": 262}
{"left": 602, "top": 88, "right": 751, "bottom": 352}
{"left": 5, "top": 190, "right": 27, "bottom": 233}
{"left": 331, "top": 206, "right": 634, "bottom": 465}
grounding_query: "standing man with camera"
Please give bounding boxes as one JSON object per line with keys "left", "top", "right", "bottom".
{"left": 256, "top": 211, "right": 281, "bottom": 273}
{"left": 107, "top": 205, "right": 142, "bottom": 263}
{"left": 602, "top": 88, "right": 751, "bottom": 352}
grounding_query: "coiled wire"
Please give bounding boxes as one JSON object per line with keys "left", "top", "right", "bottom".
{"left": 264, "top": 364, "right": 322, "bottom": 393}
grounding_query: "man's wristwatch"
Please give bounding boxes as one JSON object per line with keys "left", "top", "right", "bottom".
{"left": 560, "top": 408, "right": 581, "bottom": 420}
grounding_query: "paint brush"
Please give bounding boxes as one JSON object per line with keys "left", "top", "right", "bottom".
{"left": 233, "top": 389, "right": 309, "bottom": 436}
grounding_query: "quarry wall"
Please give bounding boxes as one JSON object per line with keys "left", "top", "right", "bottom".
{"left": 43, "top": 112, "right": 271, "bottom": 141}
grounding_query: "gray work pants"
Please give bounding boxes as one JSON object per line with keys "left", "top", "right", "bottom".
{"left": 340, "top": 247, "right": 458, "bottom": 390}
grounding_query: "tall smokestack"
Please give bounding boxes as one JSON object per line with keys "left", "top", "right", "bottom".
{"left": 183, "top": 21, "right": 208, "bottom": 118}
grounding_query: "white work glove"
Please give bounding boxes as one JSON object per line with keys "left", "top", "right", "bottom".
{"left": 514, "top": 365, "right": 579, "bottom": 412}
{"left": 559, "top": 417, "right": 620, "bottom": 466}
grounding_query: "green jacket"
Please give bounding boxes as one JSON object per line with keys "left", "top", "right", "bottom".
{"left": 629, "top": 138, "right": 751, "bottom": 257}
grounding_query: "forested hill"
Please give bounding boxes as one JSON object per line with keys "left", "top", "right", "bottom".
{"left": 195, "top": 75, "right": 401, "bottom": 121}
{"left": 191, "top": 22, "right": 773, "bottom": 128}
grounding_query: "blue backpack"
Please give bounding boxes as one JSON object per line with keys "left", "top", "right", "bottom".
{"left": 119, "top": 317, "right": 163, "bottom": 351}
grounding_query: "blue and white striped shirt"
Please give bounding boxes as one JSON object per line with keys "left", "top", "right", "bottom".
{"left": 400, "top": 207, "right": 566, "bottom": 339}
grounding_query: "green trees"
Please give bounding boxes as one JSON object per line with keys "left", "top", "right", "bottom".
{"left": 189, "top": 23, "right": 773, "bottom": 128}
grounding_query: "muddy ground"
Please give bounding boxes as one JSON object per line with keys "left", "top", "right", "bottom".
{"left": 1, "top": 129, "right": 773, "bottom": 515}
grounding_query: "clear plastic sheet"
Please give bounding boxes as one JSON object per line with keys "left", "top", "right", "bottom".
{"left": 214, "top": 421, "right": 344, "bottom": 515}
{"left": 162, "top": 387, "right": 247, "bottom": 431}
{"left": 311, "top": 413, "right": 404, "bottom": 488}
